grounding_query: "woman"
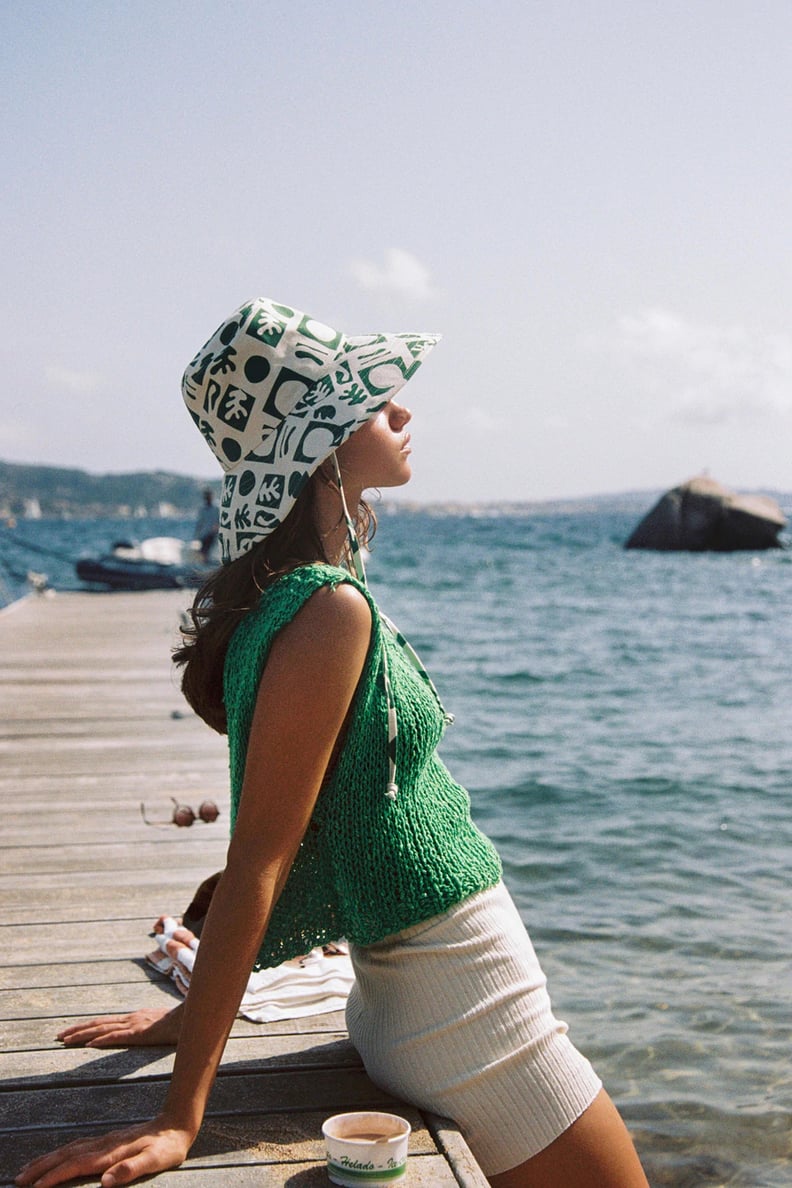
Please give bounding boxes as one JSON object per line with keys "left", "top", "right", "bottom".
{"left": 17, "top": 299, "right": 648, "bottom": 1188}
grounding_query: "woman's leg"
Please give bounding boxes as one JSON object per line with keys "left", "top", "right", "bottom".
{"left": 488, "top": 1089, "right": 648, "bottom": 1188}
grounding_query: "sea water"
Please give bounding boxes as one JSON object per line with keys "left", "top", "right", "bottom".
{"left": 3, "top": 508, "right": 791, "bottom": 1186}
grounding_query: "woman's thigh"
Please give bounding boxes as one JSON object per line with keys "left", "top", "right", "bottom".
{"left": 488, "top": 1089, "right": 649, "bottom": 1188}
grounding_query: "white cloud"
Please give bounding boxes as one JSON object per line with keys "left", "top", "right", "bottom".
{"left": 45, "top": 364, "right": 104, "bottom": 394}
{"left": 605, "top": 308, "right": 792, "bottom": 424}
{"left": 349, "top": 248, "right": 439, "bottom": 301}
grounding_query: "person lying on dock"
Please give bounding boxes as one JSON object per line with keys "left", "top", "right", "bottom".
{"left": 17, "top": 298, "right": 648, "bottom": 1188}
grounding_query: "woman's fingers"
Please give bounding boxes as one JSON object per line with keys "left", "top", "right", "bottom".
{"left": 16, "top": 1122, "right": 190, "bottom": 1187}
{"left": 57, "top": 1008, "right": 175, "bottom": 1048}
{"left": 83, "top": 1024, "right": 151, "bottom": 1049}
{"left": 16, "top": 1136, "right": 119, "bottom": 1188}
{"left": 57, "top": 1016, "right": 130, "bottom": 1044}
{"left": 16, "top": 1131, "right": 127, "bottom": 1186}
{"left": 98, "top": 1136, "right": 185, "bottom": 1188}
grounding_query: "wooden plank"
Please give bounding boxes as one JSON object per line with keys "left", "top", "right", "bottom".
{"left": 2, "top": 1158, "right": 462, "bottom": 1187}
{"left": 2, "top": 853, "right": 224, "bottom": 883}
{"left": 0, "top": 922, "right": 200, "bottom": 963}
{"left": 0, "top": 750, "right": 227, "bottom": 778}
{"left": 0, "top": 980, "right": 352, "bottom": 1027}
{"left": 1, "top": 841, "right": 227, "bottom": 877}
{"left": 1, "top": 1012, "right": 347, "bottom": 1049}
{"left": 0, "top": 1101, "right": 438, "bottom": 1161}
{"left": 424, "top": 1114, "right": 490, "bottom": 1188}
{"left": 0, "top": 957, "right": 159, "bottom": 991}
{"left": 0, "top": 977, "right": 181, "bottom": 1020}
{"left": 2, "top": 895, "right": 214, "bottom": 926}
{"left": 0, "top": 1155, "right": 461, "bottom": 1187}
{"left": 2, "top": 1111, "right": 457, "bottom": 1187}
{"left": 0, "top": 1032, "right": 360, "bottom": 1084}
{"left": 1, "top": 792, "right": 229, "bottom": 822}
{"left": 0, "top": 1067, "right": 400, "bottom": 1131}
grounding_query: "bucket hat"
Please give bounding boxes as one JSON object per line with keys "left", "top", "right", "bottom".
{"left": 182, "top": 298, "right": 439, "bottom": 562}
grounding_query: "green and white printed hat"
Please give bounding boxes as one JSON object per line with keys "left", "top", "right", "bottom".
{"left": 182, "top": 298, "right": 439, "bottom": 563}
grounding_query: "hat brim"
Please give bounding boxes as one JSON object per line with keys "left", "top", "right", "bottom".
{"left": 219, "top": 330, "right": 439, "bottom": 561}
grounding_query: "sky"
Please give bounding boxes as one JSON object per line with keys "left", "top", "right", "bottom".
{"left": 2, "top": 0, "right": 791, "bottom": 504}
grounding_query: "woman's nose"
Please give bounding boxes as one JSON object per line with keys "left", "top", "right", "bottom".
{"left": 390, "top": 400, "right": 412, "bottom": 427}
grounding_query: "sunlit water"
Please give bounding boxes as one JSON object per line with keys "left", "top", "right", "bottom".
{"left": 3, "top": 509, "right": 791, "bottom": 1186}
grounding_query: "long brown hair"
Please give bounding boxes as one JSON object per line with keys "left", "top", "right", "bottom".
{"left": 173, "top": 470, "right": 376, "bottom": 734}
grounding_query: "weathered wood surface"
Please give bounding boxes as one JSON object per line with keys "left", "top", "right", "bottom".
{"left": 0, "top": 591, "right": 488, "bottom": 1187}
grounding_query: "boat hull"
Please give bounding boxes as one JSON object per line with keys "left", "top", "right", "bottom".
{"left": 75, "top": 557, "right": 211, "bottom": 591}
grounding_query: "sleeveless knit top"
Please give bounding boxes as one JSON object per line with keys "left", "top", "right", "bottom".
{"left": 223, "top": 562, "right": 502, "bottom": 968}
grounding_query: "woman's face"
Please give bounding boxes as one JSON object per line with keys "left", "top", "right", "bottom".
{"left": 335, "top": 400, "right": 414, "bottom": 490}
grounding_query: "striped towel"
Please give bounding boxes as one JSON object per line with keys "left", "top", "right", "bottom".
{"left": 145, "top": 917, "right": 355, "bottom": 1023}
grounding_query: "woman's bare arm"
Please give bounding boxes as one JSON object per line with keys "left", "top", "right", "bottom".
{"left": 158, "top": 583, "right": 372, "bottom": 1136}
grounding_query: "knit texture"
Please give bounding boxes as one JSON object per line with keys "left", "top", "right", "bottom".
{"left": 224, "top": 562, "right": 502, "bottom": 968}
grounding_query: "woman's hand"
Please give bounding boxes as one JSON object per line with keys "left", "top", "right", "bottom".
{"left": 15, "top": 1117, "right": 192, "bottom": 1187}
{"left": 57, "top": 1005, "right": 182, "bottom": 1048}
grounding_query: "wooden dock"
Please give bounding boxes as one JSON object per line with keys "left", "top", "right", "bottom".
{"left": 0, "top": 590, "right": 488, "bottom": 1186}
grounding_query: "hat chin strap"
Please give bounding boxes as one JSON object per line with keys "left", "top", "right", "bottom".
{"left": 329, "top": 452, "right": 454, "bottom": 803}
{"left": 330, "top": 452, "right": 398, "bottom": 798}
{"left": 330, "top": 451, "right": 368, "bottom": 587}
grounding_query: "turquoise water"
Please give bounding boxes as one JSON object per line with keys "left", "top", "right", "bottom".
{"left": 4, "top": 510, "right": 792, "bottom": 1186}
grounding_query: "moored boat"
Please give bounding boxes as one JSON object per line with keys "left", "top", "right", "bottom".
{"left": 75, "top": 536, "right": 216, "bottom": 591}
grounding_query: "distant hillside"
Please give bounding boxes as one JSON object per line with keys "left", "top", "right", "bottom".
{"left": 0, "top": 459, "right": 659, "bottom": 521}
{"left": 2, "top": 459, "right": 789, "bottom": 522}
{"left": 0, "top": 460, "right": 221, "bottom": 519}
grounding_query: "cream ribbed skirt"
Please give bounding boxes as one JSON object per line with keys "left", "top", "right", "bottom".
{"left": 346, "top": 882, "right": 602, "bottom": 1177}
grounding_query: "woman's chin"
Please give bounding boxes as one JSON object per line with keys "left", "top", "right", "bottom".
{"left": 370, "top": 467, "right": 412, "bottom": 492}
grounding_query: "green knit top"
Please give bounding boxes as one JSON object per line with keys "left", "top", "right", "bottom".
{"left": 224, "top": 562, "right": 502, "bottom": 968}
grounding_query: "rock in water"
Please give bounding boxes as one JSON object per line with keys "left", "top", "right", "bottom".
{"left": 625, "top": 476, "right": 786, "bottom": 551}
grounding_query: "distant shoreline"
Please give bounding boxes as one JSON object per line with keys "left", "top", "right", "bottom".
{"left": 2, "top": 458, "right": 790, "bottom": 521}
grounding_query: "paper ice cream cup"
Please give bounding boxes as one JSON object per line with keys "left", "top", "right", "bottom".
{"left": 322, "top": 1111, "right": 411, "bottom": 1185}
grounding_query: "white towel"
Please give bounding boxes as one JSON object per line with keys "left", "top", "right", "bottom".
{"left": 146, "top": 919, "right": 355, "bottom": 1023}
{"left": 239, "top": 945, "right": 355, "bottom": 1023}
